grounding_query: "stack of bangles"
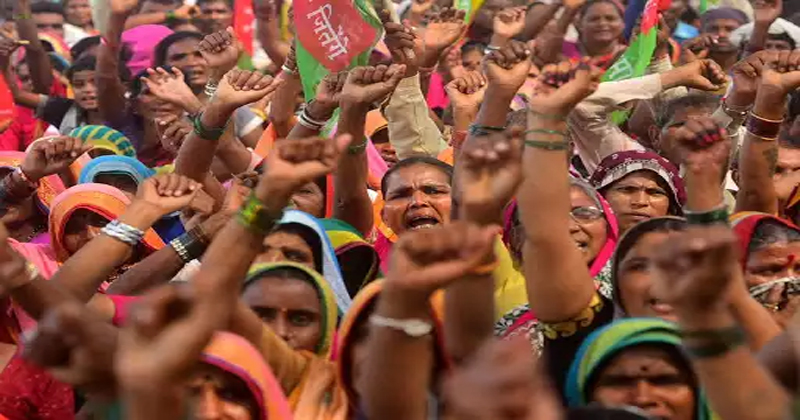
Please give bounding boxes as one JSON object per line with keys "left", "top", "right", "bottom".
{"left": 204, "top": 81, "right": 218, "bottom": 98}
{"left": 101, "top": 220, "right": 145, "bottom": 246}
{"left": 684, "top": 202, "right": 729, "bottom": 226}
{"left": 746, "top": 111, "right": 783, "bottom": 142}
{"left": 193, "top": 111, "right": 228, "bottom": 141}
{"left": 281, "top": 65, "right": 296, "bottom": 75}
{"left": 297, "top": 104, "right": 329, "bottom": 130}
{"left": 237, "top": 194, "right": 283, "bottom": 235}
{"left": 170, "top": 225, "right": 211, "bottom": 263}
{"left": 681, "top": 325, "right": 745, "bottom": 359}
{"left": 524, "top": 110, "right": 569, "bottom": 151}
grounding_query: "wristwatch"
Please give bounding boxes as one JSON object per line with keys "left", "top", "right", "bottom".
{"left": 369, "top": 314, "right": 433, "bottom": 338}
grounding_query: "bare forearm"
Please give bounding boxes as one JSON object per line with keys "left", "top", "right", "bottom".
{"left": 175, "top": 103, "right": 236, "bottom": 182}
{"left": 269, "top": 75, "right": 303, "bottom": 138}
{"left": 729, "top": 287, "right": 781, "bottom": 351}
{"left": 333, "top": 104, "right": 373, "bottom": 236}
{"left": 736, "top": 134, "right": 779, "bottom": 214}
{"left": 6, "top": 67, "right": 43, "bottom": 109}
{"left": 51, "top": 202, "right": 162, "bottom": 302}
{"left": 9, "top": 277, "right": 77, "bottom": 321}
{"left": 97, "top": 13, "right": 131, "bottom": 125}
{"left": 216, "top": 131, "right": 254, "bottom": 175}
{"left": 15, "top": 16, "right": 52, "bottom": 94}
{"left": 363, "top": 291, "right": 434, "bottom": 420}
{"left": 520, "top": 113, "right": 595, "bottom": 322}
{"left": 679, "top": 309, "right": 790, "bottom": 420}
{"left": 521, "top": 4, "right": 560, "bottom": 41}
{"left": 105, "top": 246, "right": 185, "bottom": 295}
{"left": 256, "top": 20, "right": 289, "bottom": 66}
{"left": 746, "top": 21, "right": 771, "bottom": 54}
{"left": 444, "top": 273, "right": 494, "bottom": 364}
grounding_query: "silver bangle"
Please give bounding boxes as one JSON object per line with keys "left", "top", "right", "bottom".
{"left": 281, "top": 64, "right": 296, "bottom": 75}
{"left": 170, "top": 237, "right": 192, "bottom": 263}
{"left": 369, "top": 314, "right": 433, "bottom": 338}
{"left": 297, "top": 110, "right": 325, "bottom": 130}
{"left": 101, "top": 220, "right": 144, "bottom": 246}
{"left": 204, "top": 81, "right": 218, "bottom": 97}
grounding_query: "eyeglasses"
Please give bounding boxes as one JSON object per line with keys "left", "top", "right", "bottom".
{"left": 570, "top": 206, "right": 603, "bottom": 223}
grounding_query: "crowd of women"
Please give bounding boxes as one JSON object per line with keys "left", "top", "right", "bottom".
{"left": 0, "top": 0, "right": 799, "bottom": 418}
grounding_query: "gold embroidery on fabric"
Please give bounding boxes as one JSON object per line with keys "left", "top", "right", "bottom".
{"left": 541, "top": 293, "right": 604, "bottom": 340}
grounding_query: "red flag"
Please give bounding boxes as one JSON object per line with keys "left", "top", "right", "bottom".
{"left": 294, "top": 0, "right": 380, "bottom": 72}
{"left": 233, "top": 0, "right": 255, "bottom": 56}
{"left": 0, "top": 73, "right": 15, "bottom": 133}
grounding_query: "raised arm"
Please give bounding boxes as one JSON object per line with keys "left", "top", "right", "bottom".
{"left": 286, "top": 71, "right": 345, "bottom": 140}
{"left": 673, "top": 116, "right": 781, "bottom": 350}
{"left": 0, "top": 36, "right": 43, "bottom": 109}
{"left": 174, "top": 69, "right": 280, "bottom": 182}
{"left": 446, "top": 128, "right": 522, "bottom": 363}
{"left": 268, "top": 45, "right": 303, "bottom": 138}
{"left": 444, "top": 72, "right": 487, "bottom": 158}
{"left": 97, "top": 0, "right": 141, "bottom": 126}
{"left": 335, "top": 64, "right": 406, "bottom": 236}
{"left": 14, "top": 0, "right": 52, "bottom": 94}
{"left": 50, "top": 174, "right": 201, "bottom": 303}
{"left": 123, "top": 4, "right": 199, "bottom": 30}
{"left": 736, "top": 51, "right": 800, "bottom": 214}
{"left": 519, "top": 63, "right": 603, "bottom": 323}
{"left": 745, "top": 0, "right": 782, "bottom": 55}
{"left": 362, "top": 221, "right": 497, "bottom": 420}
{"left": 253, "top": 0, "right": 289, "bottom": 67}
{"left": 653, "top": 226, "right": 791, "bottom": 420}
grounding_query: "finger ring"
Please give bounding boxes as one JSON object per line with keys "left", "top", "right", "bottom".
{"left": 763, "top": 303, "right": 780, "bottom": 312}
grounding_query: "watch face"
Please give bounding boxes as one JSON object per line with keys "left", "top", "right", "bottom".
{"left": 406, "top": 320, "right": 433, "bottom": 337}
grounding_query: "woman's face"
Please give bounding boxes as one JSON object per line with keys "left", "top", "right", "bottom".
{"left": 569, "top": 187, "right": 608, "bottom": 265}
{"left": 134, "top": 88, "right": 182, "bottom": 121}
{"left": 461, "top": 49, "right": 484, "bottom": 72}
{"left": 744, "top": 240, "right": 800, "bottom": 327}
{"left": 616, "top": 231, "right": 677, "bottom": 321}
{"left": 580, "top": 2, "right": 624, "bottom": 46}
{"left": 65, "top": 0, "right": 93, "bottom": 27}
{"left": 165, "top": 38, "right": 208, "bottom": 89}
{"left": 603, "top": 171, "right": 671, "bottom": 234}
{"left": 381, "top": 163, "right": 452, "bottom": 236}
{"left": 290, "top": 181, "right": 325, "bottom": 218}
{"left": 62, "top": 209, "right": 110, "bottom": 256}
{"left": 254, "top": 231, "right": 315, "bottom": 268}
{"left": 187, "top": 364, "right": 258, "bottom": 420}
{"left": 93, "top": 174, "right": 138, "bottom": 200}
{"left": 241, "top": 275, "right": 323, "bottom": 352}
{"left": 591, "top": 346, "right": 695, "bottom": 420}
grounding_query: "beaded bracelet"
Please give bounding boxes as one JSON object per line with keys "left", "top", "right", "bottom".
{"left": 101, "top": 220, "right": 144, "bottom": 246}
{"left": 348, "top": 141, "right": 368, "bottom": 155}
{"left": 468, "top": 124, "right": 505, "bottom": 137}
{"left": 525, "top": 128, "right": 568, "bottom": 137}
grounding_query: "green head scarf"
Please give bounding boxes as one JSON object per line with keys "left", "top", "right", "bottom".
{"left": 244, "top": 262, "right": 338, "bottom": 357}
{"left": 565, "top": 318, "right": 715, "bottom": 420}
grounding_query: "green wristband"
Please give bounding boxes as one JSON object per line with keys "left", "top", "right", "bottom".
{"left": 237, "top": 194, "right": 282, "bottom": 235}
{"left": 682, "top": 325, "right": 745, "bottom": 359}
{"left": 193, "top": 112, "right": 228, "bottom": 141}
{"left": 684, "top": 204, "right": 729, "bottom": 226}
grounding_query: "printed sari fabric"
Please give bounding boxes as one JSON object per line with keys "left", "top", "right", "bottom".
{"left": 319, "top": 218, "right": 380, "bottom": 297}
{"left": 201, "top": 332, "right": 294, "bottom": 420}
{"left": 495, "top": 179, "right": 620, "bottom": 352}
{"left": 245, "top": 262, "right": 339, "bottom": 357}
{"left": 565, "top": 318, "right": 715, "bottom": 420}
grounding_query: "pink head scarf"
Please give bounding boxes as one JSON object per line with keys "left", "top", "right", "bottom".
{"left": 121, "top": 25, "right": 174, "bottom": 75}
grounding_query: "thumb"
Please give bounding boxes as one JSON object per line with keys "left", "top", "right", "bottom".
{"left": 386, "top": 64, "right": 408, "bottom": 87}
{"left": 697, "top": 49, "right": 710, "bottom": 59}
{"left": 782, "top": 72, "right": 800, "bottom": 90}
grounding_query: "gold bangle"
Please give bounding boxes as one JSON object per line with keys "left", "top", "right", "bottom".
{"left": 746, "top": 129, "right": 778, "bottom": 142}
{"left": 750, "top": 112, "right": 785, "bottom": 124}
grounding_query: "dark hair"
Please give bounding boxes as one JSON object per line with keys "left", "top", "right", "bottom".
{"left": 748, "top": 219, "right": 800, "bottom": 255}
{"left": 31, "top": 2, "right": 65, "bottom": 16}
{"left": 656, "top": 92, "right": 720, "bottom": 128}
{"left": 767, "top": 32, "right": 797, "bottom": 50}
{"left": 380, "top": 156, "right": 454, "bottom": 196}
{"left": 611, "top": 217, "right": 688, "bottom": 312}
{"left": 579, "top": 0, "right": 624, "bottom": 18}
{"left": 152, "top": 31, "right": 203, "bottom": 68}
{"left": 70, "top": 35, "right": 101, "bottom": 60}
{"left": 461, "top": 40, "right": 486, "bottom": 56}
{"left": 270, "top": 223, "right": 323, "bottom": 274}
{"left": 65, "top": 55, "right": 96, "bottom": 81}
{"left": 129, "top": 65, "right": 176, "bottom": 97}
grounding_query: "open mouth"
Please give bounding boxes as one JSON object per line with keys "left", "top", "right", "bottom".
{"left": 405, "top": 216, "right": 440, "bottom": 231}
{"left": 648, "top": 298, "right": 674, "bottom": 316}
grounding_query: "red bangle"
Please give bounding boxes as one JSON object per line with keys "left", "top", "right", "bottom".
{"left": 746, "top": 112, "right": 784, "bottom": 139}
{"left": 14, "top": 167, "right": 38, "bottom": 188}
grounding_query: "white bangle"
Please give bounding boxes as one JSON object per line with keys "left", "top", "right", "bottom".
{"left": 204, "top": 81, "right": 218, "bottom": 97}
{"left": 369, "top": 314, "right": 433, "bottom": 338}
{"left": 281, "top": 64, "right": 296, "bottom": 75}
{"left": 101, "top": 220, "right": 144, "bottom": 246}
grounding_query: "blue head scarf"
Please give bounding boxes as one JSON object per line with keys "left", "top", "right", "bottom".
{"left": 78, "top": 155, "right": 155, "bottom": 186}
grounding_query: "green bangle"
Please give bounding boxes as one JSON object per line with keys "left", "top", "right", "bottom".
{"left": 193, "top": 112, "right": 228, "bottom": 140}
{"left": 237, "top": 194, "right": 282, "bottom": 235}
{"left": 347, "top": 141, "right": 368, "bottom": 155}
{"left": 524, "top": 139, "right": 570, "bottom": 151}
{"left": 524, "top": 128, "right": 568, "bottom": 137}
{"left": 684, "top": 204, "right": 729, "bottom": 226}
{"left": 165, "top": 10, "right": 177, "bottom": 21}
{"left": 14, "top": 13, "right": 32, "bottom": 20}
{"left": 682, "top": 325, "right": 745, "bottom": 359}
{"left": 468, "top": 124, "right": 505, "bottom": 136}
